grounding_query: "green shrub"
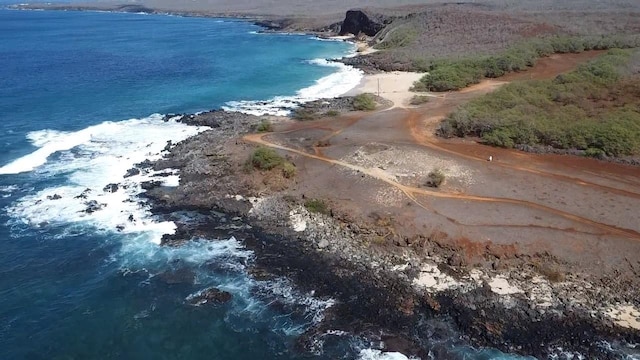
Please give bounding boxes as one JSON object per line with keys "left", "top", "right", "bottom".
{"left": 409, "top": 95, "right": 430, "bottom": 105}
{"left": 482, "top": 129, "right": 516, "bottom": 148}
{"left": 441, "top": 50, "right": 640, "bottom": 157}
{"left": 426, "top": 169, "right": 446, "bottom": 188}
{"left": 413, "top": 60, "right": 484, "bottom": 92}
{"left": 325, "top": 110, "right": 340, "bottom": 117}
{"left": 256, "top": 120, "right": 273, "bottom": 132}
{"left": 282, "top": 161, "right": 296, "bottom": 178}
{"left": 353, "top": 93, "right": 377, "bottom": 111}
{"left": 249, "top": 147, "right": 284, "bottom": 170}
{"left": 304, "top": 199, "right": 329, "bottom": 215}
{"left": 584, "top": 147, "right": 606, "bottom": 158}
{"left": 293, "top": 108, "right": 318, "bottom": 121}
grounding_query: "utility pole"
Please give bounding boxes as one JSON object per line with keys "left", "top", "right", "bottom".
{"left": 377, "top": 78, "right": 380, "bottom": 97}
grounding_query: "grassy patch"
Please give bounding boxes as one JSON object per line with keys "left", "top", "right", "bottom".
{"left": 353, "top": 93, "right": 377, "bottom": 111}
{"left": 325, "top": 110, "right": 340, "bottom": 117}
{"left": 441, "top": 50, "right": 640, "bottom": 157}
{"left": 304, "top": 199, "right": 329, "bottom": 215}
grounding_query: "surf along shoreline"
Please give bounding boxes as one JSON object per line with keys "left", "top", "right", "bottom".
{"left": 11, "top": 4, "right": 640, "bottom": 359}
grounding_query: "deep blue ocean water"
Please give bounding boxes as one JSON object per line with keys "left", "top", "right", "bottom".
{"left": 0, "top": 8, "right": 581, "bottom": 360}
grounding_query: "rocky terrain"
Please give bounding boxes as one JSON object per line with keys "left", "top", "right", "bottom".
{"left": 132, "top": 106, "right": 640, "bottom": 358}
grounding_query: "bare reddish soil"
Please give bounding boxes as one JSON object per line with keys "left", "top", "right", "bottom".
{"left": 245, "top": 52, "right": 640, "bottom": 282}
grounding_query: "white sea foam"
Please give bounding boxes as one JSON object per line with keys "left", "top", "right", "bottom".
{"left": 359, "top": 349, "right": 413, "bottom": 360}
{"left": 5, "top": 114, "right": 207, "bottom": 244}
{"left": 0, "top": 185, "right": 19, "bottom": 193}
{"left": 222, "top": 57, "right": 362, "bottom": 116}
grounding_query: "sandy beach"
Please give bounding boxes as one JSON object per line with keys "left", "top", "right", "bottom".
{"left": 347, "top": 71, "right": 427, "bottom": 108}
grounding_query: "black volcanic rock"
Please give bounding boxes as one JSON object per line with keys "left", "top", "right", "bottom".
{"left": 187, "top": 287, "right": 232, "bottom": 306}
{"left": 157, "top": 268, "right": 196, "bottom": 285}
{"left": 103, "top": 183, "right": 119, "bottom": 193}
{"left": 339, "top": 9, "right": 388, "bottom": 36}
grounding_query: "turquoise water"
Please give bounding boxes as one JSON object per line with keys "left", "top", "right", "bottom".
{"left": 0, "top": 8, "right": 569, "bottom": 360}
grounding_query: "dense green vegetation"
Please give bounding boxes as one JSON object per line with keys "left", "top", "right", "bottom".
{"left": 412, "top": 35, "right": 640, "bottom": 92}
{"left": 353, "top": 93, "right": 377, "bottom": 111}
{"left": 440, "top": 50, "right": 640, "bottom": 157}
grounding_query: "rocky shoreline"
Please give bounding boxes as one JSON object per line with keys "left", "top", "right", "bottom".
{"left": 132, "top": 108, "right": 640, "bottom": 359}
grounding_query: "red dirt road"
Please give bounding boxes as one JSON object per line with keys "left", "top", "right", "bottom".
{"left": 244, "top": 52, "right": 640, "bottom": 277}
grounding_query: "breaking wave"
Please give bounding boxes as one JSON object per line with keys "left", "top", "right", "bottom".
{"left": 222, "top": 58, "right": 362, "bottom": 116}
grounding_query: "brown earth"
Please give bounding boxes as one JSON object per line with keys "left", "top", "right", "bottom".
{"left": 244, "top": 51, "right": 640, "bottom": 282}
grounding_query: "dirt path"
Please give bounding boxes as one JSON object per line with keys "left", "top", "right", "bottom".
{"left": 242, "top": 50, "right": 640, "bottom": 275}
{"left": 245, "top": 128, "right": 640, "bottom": 241}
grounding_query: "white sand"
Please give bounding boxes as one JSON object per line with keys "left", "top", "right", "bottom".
{"left": 488, "top": 276, "right": 524, "bottom": 295}
{"left": 605, "top": 305, "right": 640, "bottom": 330}
{"left": 412, "top": 263, "right": 460, "bottom": 292}
{"left": 348, "top": 71, "right": 426, "bottom": 108}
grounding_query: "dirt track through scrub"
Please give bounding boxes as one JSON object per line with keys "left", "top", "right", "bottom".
{"left": 244, "top": 128, "right": 640, "bottom": 241}
{"left": 243, "top": 51, "right": 640, "bottom": 270}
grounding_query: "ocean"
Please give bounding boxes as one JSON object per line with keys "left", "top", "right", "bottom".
{"left": 0, "top": 8, "right": 552, "bottom": 360}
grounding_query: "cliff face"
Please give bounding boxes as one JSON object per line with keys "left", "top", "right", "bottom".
{"left": 339, "top": 9, "right": 388, "bottom": 36}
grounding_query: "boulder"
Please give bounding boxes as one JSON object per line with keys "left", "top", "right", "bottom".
{"left": 124, "top": 167, "right": 141, "bottom": 178}
{"left": 84, "top": 200, "right": 106, "bottom": 214}
{"left": 103, "top": 183, "right": 119, "bottom": 193}
{"left": 74, "top": 188, "right": 91, "bottom": 199}
{"left": 318, "top": 239, "right": 330, "bottom": 249}
{"left": 141, "top": 180, "right": 162, "bottom": 190}
{"left": 339, "top": 9, "right": 388, "bottom": 36}
{"left": 187, "top": 287, "right": 232, "bottom": 306}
